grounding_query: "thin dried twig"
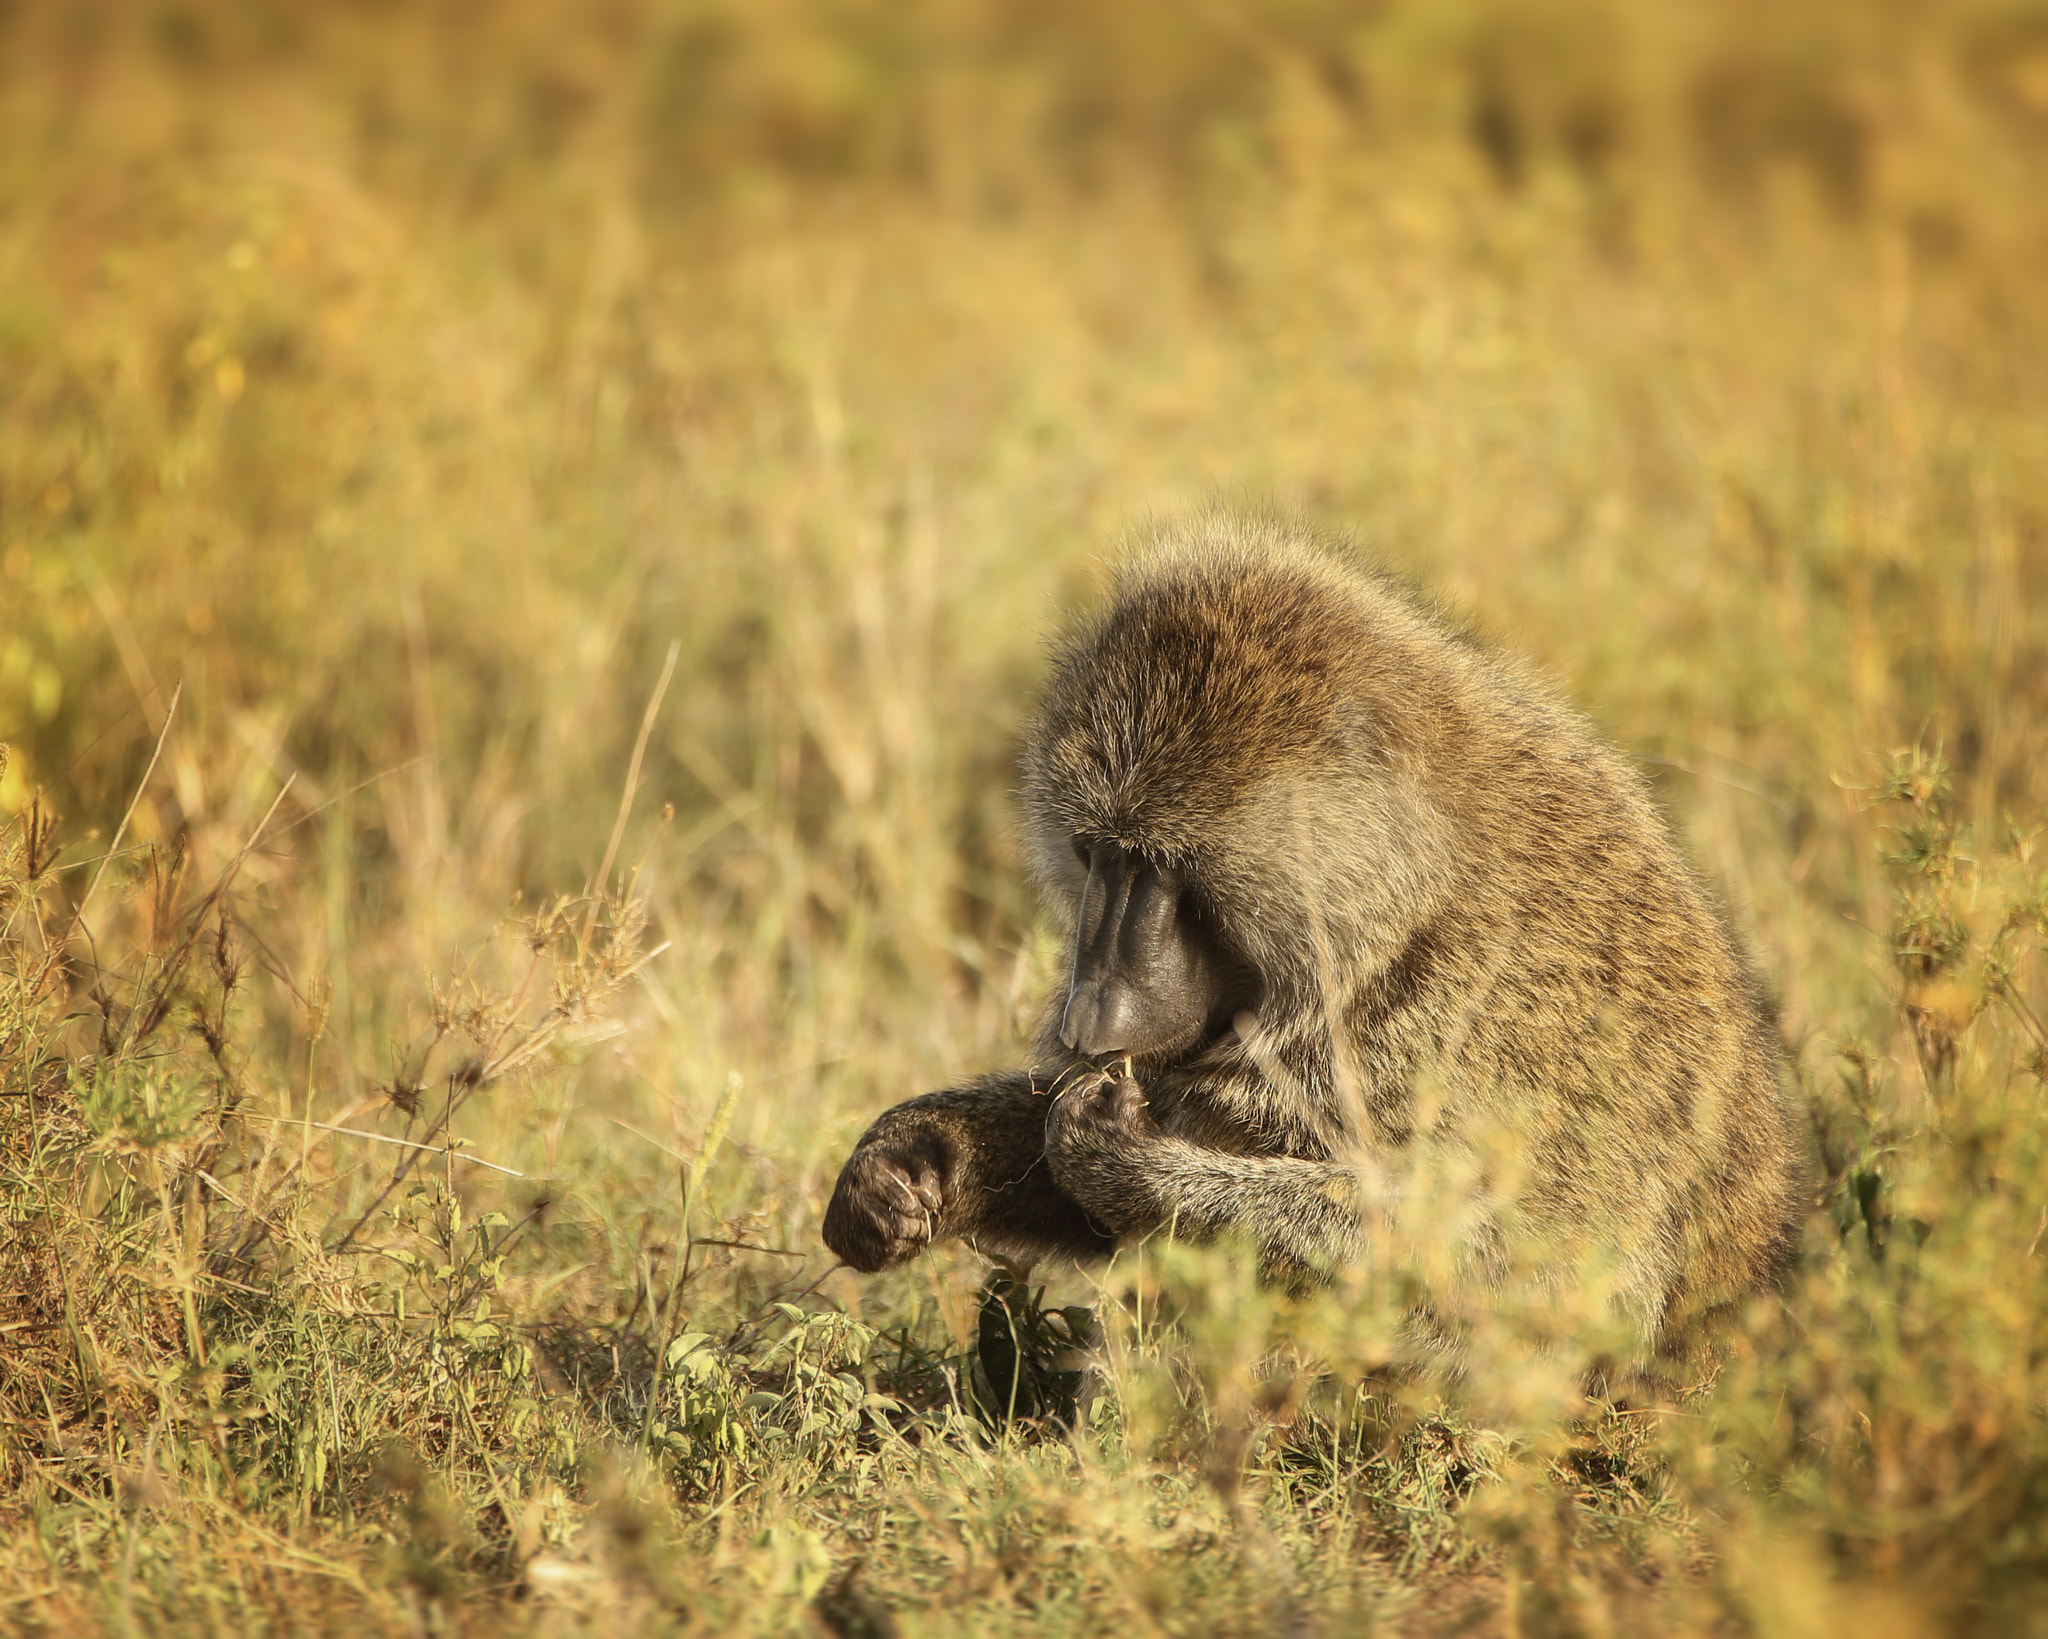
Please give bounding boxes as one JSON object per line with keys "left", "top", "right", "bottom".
{"left": 69, "top": 682, "right": 181, "bottom": 943}
{"left": 586, "top": 639, "right": 680, "bottom": 941}
{"left": 236, "top": 1113, "right": 528, "bottom": 1178}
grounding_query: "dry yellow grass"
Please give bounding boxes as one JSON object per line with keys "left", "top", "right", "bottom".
{"left": 3, "top": 1, "right": 2048, "bottom": 1633}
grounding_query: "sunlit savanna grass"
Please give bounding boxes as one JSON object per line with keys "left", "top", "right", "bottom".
{"left": 3, "top": 1, "right": 2048, "bottom": 1633}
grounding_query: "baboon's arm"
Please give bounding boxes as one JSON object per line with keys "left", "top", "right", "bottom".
{"left": 1044, "top": 1074, "right": 1359, "bottom": 1287}
{"left": 822, "top": 1072, "right": 1117, "bottom": 1273}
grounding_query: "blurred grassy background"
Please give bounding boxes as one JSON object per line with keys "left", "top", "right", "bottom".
{"left": 3, "top": 0, "right": 2048, "bottom": 1633}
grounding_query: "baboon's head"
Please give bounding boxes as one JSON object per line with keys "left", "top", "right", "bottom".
{"left": 1021, "top": 531, "right": 1456, "bottom": 1063}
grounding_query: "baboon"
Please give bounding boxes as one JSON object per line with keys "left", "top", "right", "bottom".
{"left": 823, "top": 515, "right": 1806, "bottom": 1365}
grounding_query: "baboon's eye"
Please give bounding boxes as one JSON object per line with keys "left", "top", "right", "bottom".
{"left": 1072, "top": 835, "right": 1092, "bottom": 864}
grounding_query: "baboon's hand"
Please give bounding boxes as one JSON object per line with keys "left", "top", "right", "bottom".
{"left": 1044, "top": 1073, "right": 1165, "bottom": 1199}
{"left": 822, "top": 1128, "right": 949, "bottom": 1273}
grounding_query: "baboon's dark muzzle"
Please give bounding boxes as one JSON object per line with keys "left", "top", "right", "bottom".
{"left": 1059, "top": 840, "right": 1228, "bottom": 1058}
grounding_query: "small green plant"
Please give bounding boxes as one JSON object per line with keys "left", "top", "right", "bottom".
{"left": 1873, "top": 741, "right": 2043, "bottom": 1092}
{"left": 969, "top": 1273, "right": 1098, "bottom": 1430}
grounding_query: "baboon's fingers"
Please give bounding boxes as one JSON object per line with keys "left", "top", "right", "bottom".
{"left": 1045, "top": 1070, "right": 1160, "bottom": 1160}
{"left": 889, "top": 1164, "right": 945, "bottom": 1218}
{"left": 1106, "top": 1075, "right": 1148, "bottom": 1121}
{"left": 822, "top": 1145, "right": 946, "bottom": 1272}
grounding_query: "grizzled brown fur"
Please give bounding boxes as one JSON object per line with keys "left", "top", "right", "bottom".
{"left": 824, "top": 514, "right": 1806, "bottom": 1361}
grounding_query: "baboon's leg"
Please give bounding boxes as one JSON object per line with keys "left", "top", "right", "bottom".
{"left": 823, "top": 1072, "right": 1115, "bottom": 1273}
{"left": 1044, "top": 1074, "right": 1360, "bottom": 1288}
